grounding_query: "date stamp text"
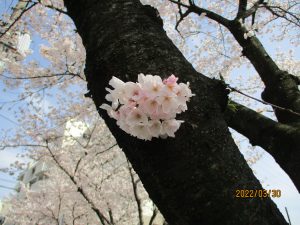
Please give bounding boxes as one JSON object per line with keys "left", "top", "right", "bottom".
{"left": 234, "top": 189, "right": 281, "bottom": 198}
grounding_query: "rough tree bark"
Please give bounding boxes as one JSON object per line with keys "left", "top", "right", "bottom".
{"left": 225, "top": 101, "right": 300, "bottom": 191}
{"left": 64, "top": 1, "right": 288, "bottom": 224}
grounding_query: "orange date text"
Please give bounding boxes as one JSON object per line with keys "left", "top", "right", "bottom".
{"left": 234, "top": 189, "right": 281, "bottom": 198}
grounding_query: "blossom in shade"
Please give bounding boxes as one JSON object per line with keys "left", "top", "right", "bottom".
{"left": 162, "top": 119, "right": 184, "bottom": 137}
{"left": 148, "top": 120, "right": 162, "bottom": 137}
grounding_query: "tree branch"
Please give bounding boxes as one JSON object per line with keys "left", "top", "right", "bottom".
{"left": 35, "top": 0, "right": 68, "bottom": 15}
{"left": 227, "top": 18, "right": 300, "bottom": 124}
{"left": 237, "top": 0, "right": 248, "bottom": 18}
{"left": 236, "top": 0, "right": 264, "bottom": 20}
{"left": 107, "top": 206, "right": 115, "bottom": 225}
{"left": 174, "top": 4, "right": 191, "bottom": 34}
{"left": 0, "top": 1, "right": 37, "bottom": 39}
{"left": 169, "top": 0, "right": 300, "bottom": 125}
{"left": 127, "top": 160, "right": 144, "bottom": 225}
{"left": 0, "top": 71, "right": 84, "bottom": 80}
{"left": 228, "top": 85, "right": 300, "bottom": 118}
{"left": 264, "top": 4, "right": 300, "bottom": 27}
{"left": 148, "top": 206, "right": 158, "bottom": 225}
{"left": 44, "top": 141, "right": 111, "bottom": 225}
{"left": 168, "top": 0, "right": 230, "bottom": 27}
{"left": 225, "top": 100, "right": 300, "bottom": 191}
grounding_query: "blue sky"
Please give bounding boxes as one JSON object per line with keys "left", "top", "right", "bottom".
{"left": 0, "top": 0, "right": 299, "bottom": 223}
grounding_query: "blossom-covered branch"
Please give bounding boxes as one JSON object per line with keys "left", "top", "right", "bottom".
{"left": 168, "top": 0, "right": 300, "bottom": 125}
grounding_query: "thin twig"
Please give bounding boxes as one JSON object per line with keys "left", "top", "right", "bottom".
{"left": 127, "top": 160, "right": 144, "bottom": 225}
{"left": 228, "top": 85, "right": 300, "bottom": 117}
{"left": 0, "top": 2, "right": 37, "bottom": 39}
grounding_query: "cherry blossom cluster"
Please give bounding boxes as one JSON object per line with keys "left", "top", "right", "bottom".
{"left": 100, "top": 74, "right": 194, "bottom": 140}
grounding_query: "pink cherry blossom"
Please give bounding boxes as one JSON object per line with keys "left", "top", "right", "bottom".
{"left": 162, "top": 119, "right": 184, "bottom": 137}
{"left": 100, "top": 74, "right": 194, "bottom": 140}
{"left": 148, "top": 120, "right": 162, "bottom": 137}
{"left": 126, "top": 107, "right": 148, "bottom": 125}
{"left": 163, "top": 74, "right": 178, "bottom": 86}
{"left": 130, "top": 124, "right": 152, "bottom": 140}
{"left": 141, "top": 98, "right": 159, "bottom": 115}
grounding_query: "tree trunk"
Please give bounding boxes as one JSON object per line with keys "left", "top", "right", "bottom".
{"left": 64, "top": 1, "right": 288, "bottom": 224}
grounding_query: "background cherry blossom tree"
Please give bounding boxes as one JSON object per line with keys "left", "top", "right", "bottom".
{"left": 2, "top": 114, "right": 165, "bottom": 225}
